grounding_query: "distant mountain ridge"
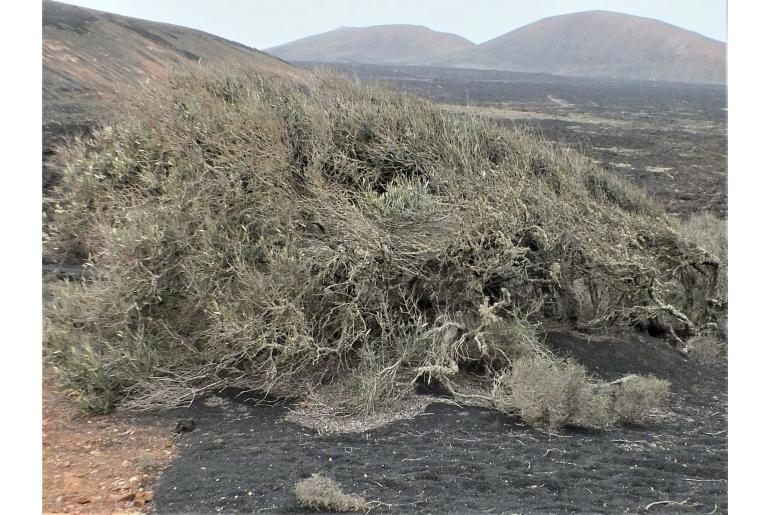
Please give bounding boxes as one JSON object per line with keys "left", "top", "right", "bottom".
{"left": 265, "top": 24, "right": 476, "bottom": 66}
{"left": 442, "top": 11, "right": 725, "bottom": 84}
{"left": 266, "top": 11, "right": 725, "bottom": 84}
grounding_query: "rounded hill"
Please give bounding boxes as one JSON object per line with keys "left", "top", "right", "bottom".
{"left": 443, "top": 10, "right": 725, "bottom": 83}
{"left": 266, "top": 24, "right": 476, "bottom": 65}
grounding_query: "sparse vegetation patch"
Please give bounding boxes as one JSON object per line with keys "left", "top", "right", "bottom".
{"left": 294, "top": 474, "right": 366, "bottom": 512}
{"left": 492, "top": 357, "right": 614, "bottom": 429}
{"left": 610, "top": 374, "right": 670, "bottom": 425}
{"left": 492, "top": 359, "right": 669, "bottom": 429}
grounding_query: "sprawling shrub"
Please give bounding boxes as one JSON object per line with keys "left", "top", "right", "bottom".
{"left": 294, "top": 474, "right": 366, "bottom": 512}
{"left": 44, "top": 66, "right": 718, "bottom": 414}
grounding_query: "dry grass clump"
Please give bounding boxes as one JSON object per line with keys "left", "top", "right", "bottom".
{"left": 611, "top": 375, "right": 670, "bottom": 424}
{"left": 679, "top": 212, "right": 727, "bottom": 265}
{"left": 678, "top": 212, "right": 727, "bottom": 342}
{"left": 683, "top": 334, "right": 726, "bottom": 364}
{"left": 44, "top": 66, "right": 717, "bottom": 415}
{"left": 294, "top": 474, "right": 366, "bottom": 512}
{"left": 492, "top": 357, "right": 614, "bottom": 429}
{"left": 493, "top": 360, "right": 669, "bottom": 429}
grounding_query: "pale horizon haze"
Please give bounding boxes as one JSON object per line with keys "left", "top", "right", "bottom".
{"left": 61, "top": 0, "right": 727, "bottom": 50}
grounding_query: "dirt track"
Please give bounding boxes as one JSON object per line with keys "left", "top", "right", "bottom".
{"left": 147, "top": 330, "right": 726, "bottom": 513}
{"left": 42, "top": 374, "right": 175, "bottom": 513}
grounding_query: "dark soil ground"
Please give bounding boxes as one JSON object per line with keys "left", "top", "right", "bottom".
{"left": 144, "top": 330, "right": 726, "bottom": 514}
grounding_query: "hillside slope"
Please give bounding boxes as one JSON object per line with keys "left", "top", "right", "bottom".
{"left": 43, "top": 0, "right": 302, "bottom": 187}
{"left": 443, "top": 11, "right": 725, "bottom": 84}
{"left": 265, "top": 24, "right": 476, "bottom": 65}
{"left": 43, "top": 0, "right": 300, "bottom": 104}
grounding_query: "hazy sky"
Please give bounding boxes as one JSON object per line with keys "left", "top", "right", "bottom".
{"left": 65, "top": 0, "right": 727, "bottom": 49}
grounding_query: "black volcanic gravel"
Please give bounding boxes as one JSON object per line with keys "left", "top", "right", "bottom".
{"left": 147, "top": 331, "right": 727, "bottom": 513}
